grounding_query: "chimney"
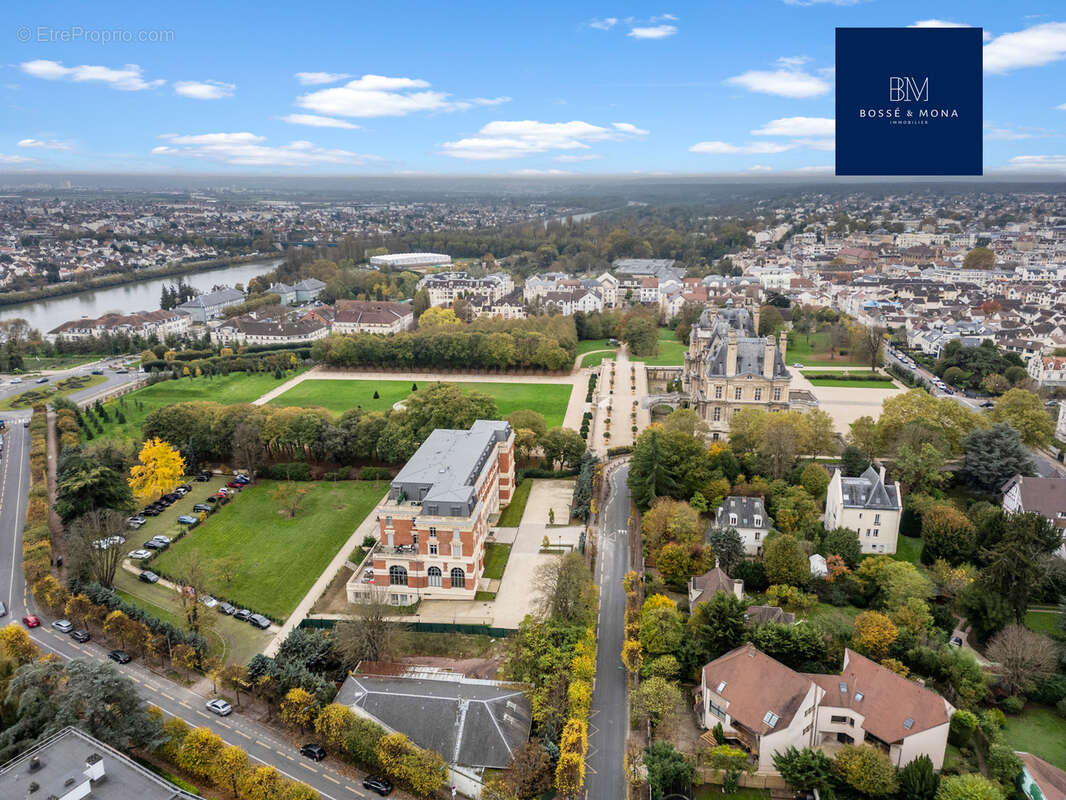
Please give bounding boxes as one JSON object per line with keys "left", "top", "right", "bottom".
{"left": 84, "top": 753, "right": 105, "bottom": 782}
{"left": 879, "top": 465, "right": 886, "bottom": 483}
{"left": 763, "top": 337, "right": 775, "bottom": 379}
{"left": 752, "top": 303, "right": 760, "bottom": 335}
{"left": 726, "top": 329, "right": 738, "bottom": 376}
{"left": 778, "top": 329, "right": 788, "bottom": 365}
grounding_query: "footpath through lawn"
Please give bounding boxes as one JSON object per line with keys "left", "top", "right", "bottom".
{"left": 151, "top": 478, "right": 387, "bottom": 621}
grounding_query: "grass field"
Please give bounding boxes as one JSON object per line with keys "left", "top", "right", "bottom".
{"left": 1003, "top": 705, "right": 1066, "bottom": 769}
{"left": 806, "top": 378, "right": 896, "bottom": 388}
{"left": 890, "top": 536, "right": 924, "bottom": 565}
{"left": 20, "top": 353, "right": 107, "bottom": 372}
{"left": 94, "top": 370, "right": 305, "bottom": 444}
{"left": 576, "top": 338, "right": 617, "bottom": 356}
{"left": 270, "top": 379, "right": 574, "bottom": 428}
{"left": 632, "top": 328, "right": 687, "bottom": 367}
{"left": 1025, "top": 609, "right": 1063, "bottom": 638}
{"left": 787, "top": 331, "right": 864, "bottom": 367}
{"left": 694, "top": 787, "right": 770, "bottom": 799}
{"left": 498, "top": 478, "right": 532, "bottom": 527}
{"left": 483, "top": 542, "right": 512, "bottom": 580}
{"left": 580, "top": 350, "right": 617, "bottom": 368}
{"left": 0, "top": 374, "right": 107, "bottom": 410}
{"left": 151, "top": 479, "right": 387, "bottom": 621}
{"left": 806, "top": 371, "right": 896, "bottom": 388}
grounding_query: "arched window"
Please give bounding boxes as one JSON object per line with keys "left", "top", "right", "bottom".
{"left": 389, "top": 565, "right": 408, "bottom": 586}
{"left": 450, "top": 567, "right": 466, "bottom": 589}
{"left": 427, "top": 566, "right": 442, "bottom": 587}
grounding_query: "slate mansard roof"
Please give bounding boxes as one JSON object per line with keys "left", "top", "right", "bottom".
{"left": 696, "top": 306, "right": 789, "bottom": 379}
{"left": 839, "top": 465, "right": 900, "bottom": 511}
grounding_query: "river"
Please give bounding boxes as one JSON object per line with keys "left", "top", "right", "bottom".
{"left": 0, "top": 258, "right": 283, "bottom": 334}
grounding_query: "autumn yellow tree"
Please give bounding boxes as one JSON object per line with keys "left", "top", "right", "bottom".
{"left": 177, "top": 727, "right": 223, "bottom": 778}
{"left": 280, "top": 687, "right": 320, "bottom": 731}
{"left": 212, "top": 744, "right": 250, "bottom": 796}
{"left": 64, "top": 593, "right": 94, "bottom": 632}
{"left": 103, "top": 610, "right": 133, "bottom": 648}
{"left": 314, "top": 703, "right": 357, "bottom": 751}
{"left": 238, "top": 765, "right": 284, "bottom": 800}
{"left": 853, "top": 611, "right": 899, "bottom": 660}
{"left": 0, "top": 624, "right": 41, "bottom": 665}
{"left": 129, "top": 437, "right": 187, "bottom": 503}
{"left": 417, "top": 306, "right": 461, "bottom": 329}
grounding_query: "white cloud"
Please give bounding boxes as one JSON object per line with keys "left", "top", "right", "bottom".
{"left": 588, "top": 17, "right": 618, "bottom": 30}
{"left": 297, "top": 74, "right": 507, "bottom": 118}
{"left": 280, "top": 113, "right": 360, "bottom": 129}
{"left": 0, "top": 153, "right": 35, "bottom": 163}
{"left": 554, "top": 153, "right": 604, "bottom": 162}
{"left": 725, "top": 67, "right": 830, "bottom": 98}
{"left": 17, "top": 138, "right": 72, "bottom": 150}
{"left": 174, "top": 80, "right": 235, "bottom": 100}
{"left": 440, "top": 120, "right": 648, "bottom": 160}
{"left": 909, "top": 19, "right": 971, "bottom": 28}
{"left": 795, "top": 165, "right": 834, "bottom": 173}
{"left": 512, "top": 168, "right": 571, "bottom": 175}
{"left": 1006, "top": 154, "right": 1066, "bottom": 171}
{"left": 984, "top": 22, "right": 1066, "bottom": 73}
{"left": 20, "top": 59, "right": 163, "bottom": 91}
{"left": 628, "top": 24, "right": 677, "bottom": 39}
{"left": 747, "top": 165, "right": 773, "bottom": 171}
{"left": 689, "top": 141, "right": 796, "bottom": 155}
{"left": 1057, "top": 102, "right": 1066, "bottom": 110}
{"left": 751, "top": 116, "right": 835, "bottom": 137}
{"left": 984, "top": 122, "right": 1057, "bottom": 140}
{"left": 294, "top": 71, "right": 352, "bottom": 86}
{"left": 152, "top": 132, "right": 379, "bottom": 168}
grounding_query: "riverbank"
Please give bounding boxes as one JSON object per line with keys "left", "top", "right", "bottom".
{"left": 0, "top": 252, "right": 276, "bottom": 309}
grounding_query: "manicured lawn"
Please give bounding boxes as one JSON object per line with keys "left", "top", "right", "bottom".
{"left": 805, "top": 371, "right": 895, "bottom": 388}
{"left": 498, "top": 478, "right": 532, "bottom": 527}
{"left": 632, "top": 328, "right": 687, "bottom": 366}
{"left": 483, "top": 542, "right": 512, "bottom": 580}
{"left": 787, "top": 331, "right": 864, "bottom": 366}
{"left": 270, "top": 379, "right": 574, "bottom": 428}
{"left": 694, "top": 787, "right": 770, "bottom": 799}
{"left": 577, "top": 338, "right": 617, "bottom": 356}
{"left": 1002, "top": 705, "right": 1066, "bottom": 770}
{"left": 801, "top": 603, "right": 863, "bottom": 624}
{"left": 151, "top": 479, "right": 387, "bottom": 621}
{"left": 95, "top": 370, "right": 304, "bottom": 444}
{"left": 1025, "top": 609, "right": 1063, "bottom": 638}
{"left": 580, "top": 350, "right": 617, "bottom": 368}
{"left": 890, "top": 536, "right": 924, "bottom": 565}
{"left": 806, "top": 378, "right": 896, "bottom": 388}
{"left": 0, "top": 373, "right": 108, "bottom": 410}
{"left": 21, "top": 353, "right": 107, "bottom": 371}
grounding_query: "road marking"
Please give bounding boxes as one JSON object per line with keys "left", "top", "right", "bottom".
{"left": 300, "top": 762, "right": 317, "bottom": 772}
{"left": 323, "top": 774, "right": 340, "bottom": 784}
{"left": 236, "top": 730, "right": 252, "bottom": 740}
{"left": 161, "top": 692, "right": 175, "bottom": 701}
{"left": 218, "top": 721, "right": 232, "bottom": 729}
{"left": 196, "top": 711, "right": 211, "bottom": 719}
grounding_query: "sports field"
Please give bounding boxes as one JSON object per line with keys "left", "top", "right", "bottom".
{"left": 151, "top": 479, "right": 387, "bottom": 621}
{"left": 270, "top": 379, "right": 574, "bottom": 428}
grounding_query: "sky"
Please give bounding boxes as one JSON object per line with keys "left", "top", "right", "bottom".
{"left": 3, "top": 0, "right": 1066, "bottom": 177}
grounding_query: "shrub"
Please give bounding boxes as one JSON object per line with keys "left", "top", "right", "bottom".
{"left": 999, "top": 695, "right": 1025, "bottom": 715}
{"left": 949, "top": 709, "right": 978, "bottom": 746}
{"left": 265, "top": 462, "right": 312, "bottom": 481}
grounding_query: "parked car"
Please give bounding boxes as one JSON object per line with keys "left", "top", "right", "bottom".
{"left": 151, "top": 535, "right": 171, "bottom": 544}
{"left": 127, "top": 517, "right": 146, "bottom": 529}
{"left": 206, "top": 699, "right": 233, "bottom": 716}
{"left": 22, "top": 615, "right": 40, "bottom": 628}
{"left": 949, "top": 635, "right": 963, "bottom": 648}
{"left": 201, "top": 595, "right": 218, "bottom": 608}
{"left": 90, "top": 369, "right": 104, "bottom": 375}
{"left": 36, "top": 377, "right": 49, "bottom": 384}
{"left": 218, "top": 602, "right": 236, "bottom": 615}
{"left": 205, "top": 495, "right": 218, "bottom": 503}
{"left": 226, "top": 481, "right": 244, "bottom": 489}
{"left": 52, "top": 619, "right": 74, "bottom": 633}
{"left": 249, "top": 614, "right": 271, "bottom": 630}
{"left": 141, "top": 507, "right": 161, "bottom": 517}
{"left": 9, "top": 377, "right": 23, "bottom": 384}
{"left": 71, "top": 630, "right": 90, "bottom": 642}
{"left": 108, "top": 650, "right": 132, "bottom": 664}
{"left": 192, "top": 504, "right": 211, "bottom": 513}
{"left": 233, "top": 609, "right": 252, "bottom": 622}
{"left": 194, "top": 474, "right": 210, "bottom": 482}
{"left": 300, "top": 744, "right": 326, "bottom": 762}
{"left": 143, "top": 539, "right": 167, "bottom": 550}
{"left": 128, "top": 549, "right": 153, "bottom": 560}
{"left": 362, "top": 776, "right": 393, "bottom": 796}
{"left": 139, "top": 571, "right": 160, "bottom": 584}
{"left": 177, "top": 515, "right": 198, "bottom": 525}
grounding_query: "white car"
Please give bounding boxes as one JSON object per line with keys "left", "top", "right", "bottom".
{"left": 52, "top": 619, "right": 74, "bottom": 633}
{"left": 201, "top": 595, "right": 219, "bottom": 608}
{"left": 128, "top": 549, "right": 153, "bottom": 560}
{"left": 792, "top": 362, "right": 804, "bottom": 368}
{"left": 206, "top": 699, "right": 233, "bottom": 716}
{"left": 9, "top": 378, "right": 22, "bottom": 384}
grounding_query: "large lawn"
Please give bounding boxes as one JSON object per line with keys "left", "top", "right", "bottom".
{"left": 805, "top": 371, "right": 895, "bottom": 388}
{"left": 94, "top": 370, "right": 304, "bottom": 444}
{"left": 0, "top": 374, "right": 108, "bottom": 410}
{"left": 632, "top": 328, "right": 687, "bottom": 366}
{"left": 576, "top": 338, "right": 617, "bottom": 356}
{"left": 1003, "top": 705, "right": 1066, "bottom": 770}
{"left": 787, "top": 330, "right": 864, "bottom": 366}
{"left": 151, "top": 479, "right": 387, "bottom": 621}
{"left": 270, "top": 379, "right": 574, "bottom": 428}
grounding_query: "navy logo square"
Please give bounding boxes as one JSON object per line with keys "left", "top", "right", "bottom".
{"left": 835, "top": 27, "right": 983, "bottom": 176}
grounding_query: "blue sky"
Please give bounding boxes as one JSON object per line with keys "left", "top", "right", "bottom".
{"left": 3, "top": 0, "right": 1066, "bottom": 176}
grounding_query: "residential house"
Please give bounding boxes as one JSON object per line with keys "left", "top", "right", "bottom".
{"left": 47, "top": 309, "right": 190, "bottom": 342}
{"left": 332, "top": 300, "right": 414, "bottom": 334}
{"left": 293, "top": 277, "right": 326, "bottom": 303}
{"left": 175, "top": 287, "right": 246, "bottom": 322}
{"left": 348, "top": 420, "right": 515, "bottom": 605}
{"left": 210, "top": 314, "right": 329, "bottom": 346}
{"left": 1018, "top": 753, "right": 1066, "bottom": 800}
{"left": 714, "top": 496, "right": 771, "bottom": 556}
{"left": 267, "top": 281, "right": 297, "bottom": 304}
{"left": 824, "top": 465, "right": 902, "bottom": 555}
{"left": 1028, "top": 355, "right": 1066, "bottom": 388}
{"left": 688, "top": 563, "right": 744, "bottom": 605}
{"left": 696, "top": 646, "right": 954, "bottom": 774}
{"left": 1001, "top": 473, "right": 1066, "bottom": 558}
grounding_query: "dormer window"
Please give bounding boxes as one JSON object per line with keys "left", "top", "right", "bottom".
{"left": 754, "top": 515, "right": 762, "bottom": 528}
{"left": 729, "top": 514, "right": 738, "bottom": 526}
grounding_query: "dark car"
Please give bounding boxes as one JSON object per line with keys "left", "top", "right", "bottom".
{"left": 91, "top": 369, "right": 104, "bottom": 375}
{"left": 71, "top": 629, "right": 90, "bottom": 642}
{"left": 194, "top": 474, "right": 210, "bottom": 482}
{"left": 115, "top": 368, "right": 129, "bottom": 374}
{"left": 300, "top": 744, "right": 326, "bottom": 762}
{"left": 140, "top": 570, "right": 160, "bottom": 584}
{"left": 36, "top": 377, "right": 49, "bottom": 384}
{"left": 234, "top": 609, "right": 252, "bottom": 622}
{"left": 949, "top": 635, "right": 963, "bottom": 648}
{"left": 193, "top": 504, "right": 212, "bottom": 513}
{"left": 143, "top": 539, "right": 167, "bottom": 550}
{"left": 108, "top": 650, "right": 132, "bottom": 664}
{"left": 249, "top": 614, "right": 271, "bottom": 630}
{"left": 218, "top": 602, "right": 236, "bottom": 615}
{"left": 362, "top": 776, "right": 393, "bottom": 796}
{"left": 205, "top": 495, "right": 218, "bottom": 503}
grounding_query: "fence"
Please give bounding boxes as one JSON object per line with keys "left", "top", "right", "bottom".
{"left": 299, "top": 617, "right": 518, "bottom": 638}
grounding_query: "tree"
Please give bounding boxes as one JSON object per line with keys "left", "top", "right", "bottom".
{"left": 507, "top": 409, "right": 547, "bottom": 442}
{"left": 991, "top": 388, "right": 1054, "bottom": 448}
{"left": 898, "top": 755, "right": 938, "bottom": 800}
{"left": 980, "top": 510, "right": 1062, "bottom": 621}
{"left": 921, "top": 504, "right": 977, "bottom": 566}
{"left": 772, "top": 486, "right": 820, "bottom": 536}
{"left": 238, "top": 765, "right": 285, "bottom": 800}
{"left": 67, "top": 509, "right": 128, "bottom": 588}
{"left": 851, "top": 323, "right": 885, "bottom": 370}
{"left": 280, "top": 687, "right": 320, "bottom": 731}
{"left": 629, "top": 428, "right": 679, "bottom": 509}
{"left": 639, "top": 595, "right": 684, "bottom": 656}
{"left": 958, "top": 583, "right": 1012, "bottom": 645}
{"left": 539, "top": 427, "right": 586, "bottom": 470}
{"left": 935, "top": 774, "right": 1004, "bottom": 800}
{"left": 631, "top": 676, "right": 682, "bottom": 729}
{"left": 985, "top": 624, "right": 1058, "bottom": 696}
{"left": 212, "top": 744, "right": 250, "bottom": 797}
{"left": 758, "top": 305, "right": 784, "bottom": 336}
{"left": 55, "top": 452, "right": 133, "bottom": 522}
{"left": 345, "top": 716, "right": 387, "bottom": 769}
{"left": 314, "top": 703, "right": 358, "bottom": 752}
{"left": 961, "top": 423, "right": 1035, "bottom": 491}
{"left": 800, "top": 463, "right": 830, "bottom": 499}
{"left": 219, "top": 662, "right": 249, "bottom": 706}
{"left": 533, "top": 552, "right": 596, "bottom": 626}
{"left": 642, "top": 498, "right": 702, "bottom": 561}
{"left": 819, "top": 527, "right": 862, "bottom": 569}
{"left": 763, "top": 534, "right": 808, "bottom": 586}
{"left": 411, "top": 289, "right": 430, "bottom": 318}
{"left": 895, "top": 442, "right": 949, "bottom": 494}
{"left": 375, "top": 732, "right": 448, "bottom": 797}
{"left": 232, "top": 420, "right": 267, "bottom": 474}
{"left": 644, "top": 741, "right": 694, "bottom": 800}
{"left": 662, "top": 408, "right": 710, "bottom": 438}
{"left": 962, "top": 246, "right": 996, "bottom": 270}
{"left": 482, "top": 780, "right": 520, "bottom": 800}
{"left": 177, "top": 726, "right": 223, "bottom": 778}
{"left": 417, "top": 305, "right": 461, "bottom": 328}
{"left": 853, "top": 611, "right": 899, "bottom": 659}
{"left": 506, "top": 739, "right": 553, "bottom": 799}
{"left": 706, "top": 526, "right": 745, "bottom": 573}
{"left": 0, "top": 624, "right": 40, "bottom": 665}
{"left": 271, "top": 480, "right": 308, "bottom": 519}
{"left": 619, "top": 309, "right": 658, "bottom": 356}
{"left": 772, "top": 746, "right": 833, "bottom": 792}
{"left": 846, "top": 417, "right": 881, "bottom": 462}
{"left": 128, "top": 437, "right": 186, "bottom": 503}
{"left": 832, "top": 744, "right": 898, "bottom": 797}
{"left": 687, "top": 593, "right": 748, "bottom": 664}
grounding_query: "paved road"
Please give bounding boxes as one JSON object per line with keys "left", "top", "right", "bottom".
{"left": 0, "top": 359, "right": 143, "bottom": 410}
{"left": 0, "top": 388, "right": 384, "bottom": 799}
{"left": 585, "top": 462, "right": 630, "bottom": 800}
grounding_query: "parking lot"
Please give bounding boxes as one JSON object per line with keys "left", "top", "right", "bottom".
{"left": 125, "top": 474, "right": 236, "bottom": 553}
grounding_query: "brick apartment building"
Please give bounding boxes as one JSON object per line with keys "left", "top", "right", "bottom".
{"left": 362, "top": 420, "right": 515, "bottom": 604}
